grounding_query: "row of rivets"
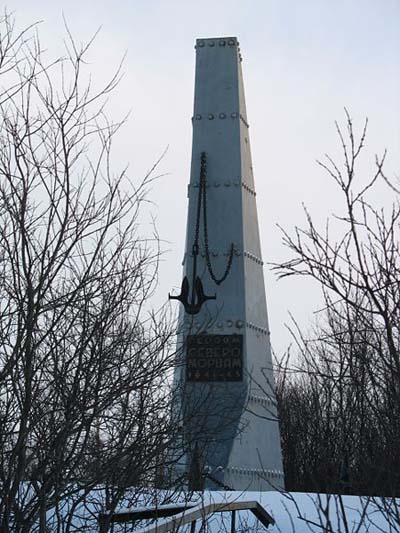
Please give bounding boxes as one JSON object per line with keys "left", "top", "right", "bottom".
{"left": 184, "top": 249, "right": 262, "bottom": 264}
{"left": 190, "top": 180, "right": 241, "bottom": 188}
{"left": 197, "top": 39, "right": 237, "bottom": 48}
{"left": 188, "top": 180, "right": 254, "bottom": 191}
{"left": 179, "top": 322, "right": 266, "bottom": 332}
{"left": 182, "top": 319, "right": 245, "bottom": 330}
{"left": 244, "top": 251, "right": 263, "bottom": 265}
{"left": 248, "top": 394, "right": 274, "bottom": 407}
{"left": 179, "top": 320, "right": 266, "bottom": 334}
{"left": 177, "top": 321, "right": 270, "bottom": 336}
{"left": 227, "top": 467, "right": 284, "bottom": 478}
{"left": 193, "top": 112, "right": 239, "bottom": 121}
{"left": 242, "top": 182, "right": 256, "bottom": 196}
{"left": 246, "top": 322, "right": 269, "bottom": 335}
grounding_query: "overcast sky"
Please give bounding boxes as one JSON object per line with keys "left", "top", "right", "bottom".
{"left": 11, "top": 0, "right": 400, "bottom": 355}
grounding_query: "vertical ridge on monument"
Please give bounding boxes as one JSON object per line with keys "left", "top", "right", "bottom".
{"left": 170, "top": 36, "right": 284, "bottom": 491}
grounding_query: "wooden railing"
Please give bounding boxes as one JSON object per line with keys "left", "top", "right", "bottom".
{"left": 99, "top": 498, "right": 275, "bottom": 532}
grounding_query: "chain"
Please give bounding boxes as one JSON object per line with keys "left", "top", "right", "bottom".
{"left": 200, "top": 152, "right": 235, "bottom": 286}
{"left": 193, "top": 154, "right": 206, "bottom": 257}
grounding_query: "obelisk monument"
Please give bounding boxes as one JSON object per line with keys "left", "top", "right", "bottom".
{"left": 170, "top": 37, "right": 284, "bottom": 491}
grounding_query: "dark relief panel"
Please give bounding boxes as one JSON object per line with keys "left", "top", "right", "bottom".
{"left": 186, "top": 334, "right": 243, "bottom": 382}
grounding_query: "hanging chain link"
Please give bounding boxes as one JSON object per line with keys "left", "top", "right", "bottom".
{"left": 192, "top": 153, "right": 205, "bottom": 259}
{"left": 199, "top": 152, "right": 235, "bottom": 286}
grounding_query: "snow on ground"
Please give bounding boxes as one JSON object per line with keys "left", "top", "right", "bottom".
{"left": 20, "top": 485, "right": 396, "bottom": 531}
{"left": 133, "top": 490, "right": 399, "bottom": 532}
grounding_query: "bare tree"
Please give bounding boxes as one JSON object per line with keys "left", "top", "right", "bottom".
{"left": 0, "top": 12, "right": 179, "bottom": 531}
{"left": 274, "top": 111, "right": 400, "bottom": 528}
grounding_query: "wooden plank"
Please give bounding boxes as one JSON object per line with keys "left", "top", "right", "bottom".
{"left": 133, "top": 500, "right": 275, "bottom": 533}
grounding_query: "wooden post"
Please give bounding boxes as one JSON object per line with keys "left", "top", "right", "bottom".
{"left": 231, "top": 510, "right": 236, "bottom": 533}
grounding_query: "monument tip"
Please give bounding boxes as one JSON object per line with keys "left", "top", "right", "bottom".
{"left": 195, "top": 36, "right": 239, "bottom": 48}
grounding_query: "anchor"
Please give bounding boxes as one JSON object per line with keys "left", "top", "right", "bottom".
{"left": 169, "top": 152, "right": 234, "bottom": 315}
{"left": 169, "top": 274, "right": 215, "bottom": 315}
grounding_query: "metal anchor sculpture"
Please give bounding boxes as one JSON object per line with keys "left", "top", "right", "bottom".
{"left": 169, "top": 274, "right": 215, "bottom": 315}
{"left": 169, "top": 152, "right": 234, "bottom": 315}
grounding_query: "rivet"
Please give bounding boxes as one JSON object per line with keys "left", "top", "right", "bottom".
{"left": 214, "top": 182, "right": 220, "bottom": 187}
{"left": 208, "top": 41, "right": 215, "bottom": 47}
{"left": 198, "top": 41, "right": 205, "bottom": 47}
{"left": 195, "top": 114, "right": 202, "bottom": 120}
{"left": 235, "top": 250, "right": 241, "bottom": 257}
{"left": 227, "top": 320, "right": 233, "bottom": 327}
{"left": 219, "top": 112, "right": 226, "bottom": 119}
{"left": 219, "top": 40, "right": 226, "bottom": 46}
{"left": 228, "top": 39, "right": 235, "bottom": 46}
{"left": 236, "top": 320, "right": 244, "bottom": 328}
{"left": 212, "top": 251, "right": 218, "bottom": 257}
{"left": 217, "top": 322, "right": 223, "bottom": 328}
{"left": 231, "top": 112, "right": 238, "bottom": 118}
{"left": 224, "top": 181, "right": 231, "bottom": 187}
{"left": 208, "top": 113, "right": 214, "bottom": 120}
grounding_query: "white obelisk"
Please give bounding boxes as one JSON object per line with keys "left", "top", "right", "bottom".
{"left": 171, "top": 36, "right": 284, "bottom": 491}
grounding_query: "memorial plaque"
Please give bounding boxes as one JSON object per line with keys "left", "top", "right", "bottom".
{"left": 186, "top": 334, "right": 243, "bottom": 382}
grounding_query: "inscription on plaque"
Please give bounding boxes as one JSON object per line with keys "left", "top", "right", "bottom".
{"left": 186, "top": 334, "right": 243, "bottom": 382}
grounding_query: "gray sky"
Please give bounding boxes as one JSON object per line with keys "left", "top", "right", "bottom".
{"left": 11, "top": 0, "right": 400, "bottom": 355}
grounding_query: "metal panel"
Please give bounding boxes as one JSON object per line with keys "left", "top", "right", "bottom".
{"left": 186, "top": 335, "right": 243, "bottom": 382}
